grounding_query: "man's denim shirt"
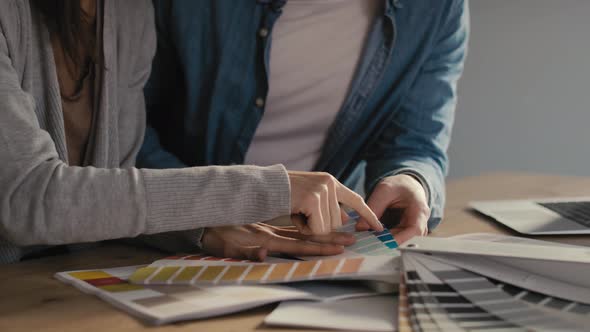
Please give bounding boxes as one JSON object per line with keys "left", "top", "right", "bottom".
{"left": 138, "top": 0, "right": 470, "bottom": 230}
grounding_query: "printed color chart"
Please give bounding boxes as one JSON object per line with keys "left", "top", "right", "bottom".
{"left": 129, "top": 255, "right": 397, "bottom": 286}
{"left": 295, "top": 218, "right": 400, "bottom": 261}
{"left": 56, "top": 266, "right": 346, "bottom": 325}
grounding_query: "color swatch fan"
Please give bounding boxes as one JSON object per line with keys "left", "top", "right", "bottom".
{"left": 397, "top": 235, "right": 590, "bottom": 331}
{"left": 321, "top": 219, "right": 399, "bottom": 258}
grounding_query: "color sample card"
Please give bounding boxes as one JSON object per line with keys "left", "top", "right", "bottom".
{"left": 431, "top": 262, "right": 590, "bottom": 331}
{"left": 339, "top": 220, "right": 400, "bottom": 254}
{"left": 56, "top": 265, "right": 385, "bottom": 325}
{"left": 401, "top": 252, "right": 590, "bottom": 331}
{"left": 129, "top": 255, "right": 398, "bottom": 286}
{"left": 301, "top": 218, "right": 400, "bottom": 261}
{"left": 401, "top": 235, "right": 590, "bottom": 304}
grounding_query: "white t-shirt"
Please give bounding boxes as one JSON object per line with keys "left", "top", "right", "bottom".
{"left": 244, "top": 0, "right": 381, "bottom": 171}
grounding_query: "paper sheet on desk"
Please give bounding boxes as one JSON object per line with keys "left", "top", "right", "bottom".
{"left": 265, "top": 295, "right": 398, "bottom": 332}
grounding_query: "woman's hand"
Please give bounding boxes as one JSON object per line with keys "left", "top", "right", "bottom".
{"left": 288, "top": 171, "right": 382, "bottom": 235}
{"left": 201, "top": 217, "right": 357, "bottom": 261}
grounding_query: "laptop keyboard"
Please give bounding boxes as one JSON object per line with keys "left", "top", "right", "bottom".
{"left": 538, "top": 201, "right": 590, "bottom": 227}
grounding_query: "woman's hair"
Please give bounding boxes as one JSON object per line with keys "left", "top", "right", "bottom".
{"left": 32, "top": 0, "right": 101, "bottom": 99}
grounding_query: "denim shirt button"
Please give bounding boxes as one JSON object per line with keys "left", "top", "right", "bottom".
{"left": 255, "top": 97, "right": 265, "bottom": 108}
{"left": 259, "top": 28, "right": 269, "bottom": 38}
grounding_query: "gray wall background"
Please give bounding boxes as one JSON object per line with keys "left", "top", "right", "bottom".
{"left": 448, "top": 0, "right": 590, "bottom": 178}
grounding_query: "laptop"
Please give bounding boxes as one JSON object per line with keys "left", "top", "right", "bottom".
{"left": 470, "top": 197, "right": 590, "bottom": 235}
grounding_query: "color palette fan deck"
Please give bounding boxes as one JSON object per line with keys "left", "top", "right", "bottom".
{"left": 398, "top": 235, "right": 590, "bottom": 332}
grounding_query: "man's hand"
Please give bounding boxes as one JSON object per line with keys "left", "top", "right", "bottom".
{"left": 357, "top": 174, "right": 430, "bottom": 244}
{"left": 201, "top": 217, "right": 356, "bottom": 261}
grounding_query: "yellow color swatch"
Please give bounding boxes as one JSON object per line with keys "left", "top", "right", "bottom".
{"left": 100, "top": 283, "right": 145, "bottom": 293}
{"left": 69, "top": 270, "right": 112, "bottom": 280}
{"left": 173, "top": 266, "right": 203, "bottom": 282}
{"left": 129, "top": 267, "right": 158, "bottom": 283}
{"left": 242, "top": 265, "right": 270, "bottom": 282}
{"left": 150, "top": 266, "right": 181, "bottom": 283}
{"left": 197, "top": 266, "right": 225, "bottom": 282}
{"left": 221, "top": 266, "right": 248, "bottom": 282}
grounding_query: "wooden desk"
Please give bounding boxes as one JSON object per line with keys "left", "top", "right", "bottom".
{"left": 2, "top": 173, "right": 590, "bottom": 332}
